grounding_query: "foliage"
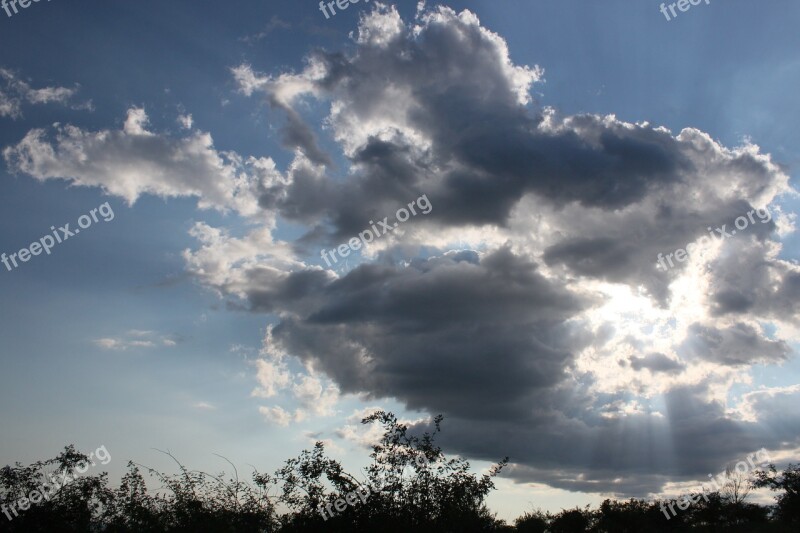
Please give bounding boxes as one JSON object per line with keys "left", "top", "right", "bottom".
{"left": 753, "top": 463, "right": 800, "bottom": 525}
{"left": 1, "top": 421, "right": 800, "bottom": 532}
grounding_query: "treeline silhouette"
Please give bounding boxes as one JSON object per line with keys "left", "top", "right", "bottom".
{"left": 1, "top": 411, "right": 798, "bottom": 532}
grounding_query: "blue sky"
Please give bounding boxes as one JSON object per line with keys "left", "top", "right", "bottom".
{"left": 1, "top": 0, "right": 799, "bottom": 521}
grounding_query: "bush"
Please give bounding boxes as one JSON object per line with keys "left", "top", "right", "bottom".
{"left": 2, "top": 424, "right": 800, "bottom": 532}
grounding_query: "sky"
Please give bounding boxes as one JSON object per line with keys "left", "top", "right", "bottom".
{"left": 1, "top": 0, "right": 799, "bottom": 522}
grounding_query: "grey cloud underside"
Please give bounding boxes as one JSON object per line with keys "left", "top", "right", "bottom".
{"left": 681, "top": 323, "right": 791, "bottom": 366}
{"left": 627, "top": 352, "right": 686, "bottom": 374}
{"left": 707, "top": 244, "right": 800, "bottom": 318}
{"left": 422, "top": 382, "right": 800, "bottom": 496}
{"left": 254, "top": 249, "right": 589, "bottom": 421}
{"left": 539, "top": 196, "right": 789, "bottom": 312}
{"left": 269, "top": 95, "right": 333, "bottom": 168}
{"left": 264, "top": 62, "right": 693, "bottom": 235}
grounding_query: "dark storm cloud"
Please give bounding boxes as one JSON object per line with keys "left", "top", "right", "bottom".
{"left": 706, "top": 242, "right": 800, "bottom": 319}
{"left": 628, "top": 352, "right": 685, "bottom": 374}
{"left": 543, "top": 237, "right": 637, "bottom": 278}
{"left": 214, "top": 3, "right": 799, "bottom": 495}
{"left": 539, "top": 196, "right": 786, "bottom": 306}
{"left": 237, "top": 6, "right": 789, "bottom": 297}
{"left": 423, "top": 381, "right": 793, "bottom": 495}
{"left": 253, "top": 40, "right": 693, "bottom": 231}
{"left": 255, "top": 248, "right": 592, "bottom": 421}
{"left": 222, "top": 243, "right": 798, "bottom": 493}
{"left": 259, "top": 159, "right": 334, "bottom": 222}
{"left": 681, "top": 323, "right": 791, "bottom": 366}
{"left": 243, "top": 268, "right": 333, "bottom": 315}
{"left": 439, "top": 115, "right": 687, "bottom": 216}
{"left": 268, "top": 96, "right": 333, "bottom": 168}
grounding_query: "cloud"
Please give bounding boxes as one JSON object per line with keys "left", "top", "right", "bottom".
{"left": 93, "top": 338, "right": 131, "bottom": 350}
{"left": 335, "top": 407, "right": 419, "bottom": 450}
{"left": 194, "top": 246, "right": 590, "bottom": 422}
{"left": 251, "top": 326, "right": 341, "bottom": 425}
{"left": 239, "top": 15, "right": 291, "bottom": 44}
{"left": 181, "top": 222, "right": 306, "bottom": 303}
{"left": 292, "top": 375, "right": 339, "bottom": 417}
{"left": 732, "top": 384, "right": 800, "bottom": 426}
{"left": 177, "top": 113, "right": 193, "bottom": 130}
{"left": 251, "top": 359, "right": 291, "bottom": 398}
{"left": 232, "top": 5, "right": 791, "bottom": 275}
{"left": 3, "top": 108, "right": 281, "bottom": 217}
{"left": 178, "top": 2, "right": 800, "bottom": 495}
{"left": 231, "top": 65, "right": 332, "bottom": 167}
{"left": 259, "top": 406, "right": 294, "bottom": 427}
{"left": 0, "top": 67, "right": 90, "bottom": 119}
{"left": 628, "top": 352, "right": 686, "bottom": 374}
{"left": 93, "top": 338, "right": 156, "bottom": 350}
{"left": 92, "top": 330, "right": 178, "bottom": 351}
{"left": 681, "top": 322, "right": 792, "bottom": 366}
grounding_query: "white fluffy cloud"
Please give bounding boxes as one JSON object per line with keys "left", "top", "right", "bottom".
{"left": 252, "top": 359, "right": 291, "bottom": 398}
{"left": 259, "top": 405, "right": 294, "bottom": 427}
{"left": 3, "top": 108, "right": 283, "bottom": 216}
{"left": 253, "top": 326, "right": 341, "bottom": 426}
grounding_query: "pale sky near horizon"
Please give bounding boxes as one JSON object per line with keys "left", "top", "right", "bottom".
{"left": 1, "top": 0, "right": 799, "bottom": 521}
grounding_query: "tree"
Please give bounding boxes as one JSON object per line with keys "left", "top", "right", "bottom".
{"left": 591, "top": 498, "right": 671, "bottom": 533}
{"left": 272, "top": 410, "right": 509, "bottom": 532}
{"left": 722, "top": 465, "right": 752, "bottom": 505}
{"left": 0, "top": 445, "right": 112, "bottom": 532}
{"left": 549, "top": 507, "right": 590, "bottom": 533}
{"left": 514, "top": 509, "right": 548, "bottom": 532}
{"left": 2, "top": 438, "right": 799, "bottom": 531}
{"left": 753, "top": 463, "right": 800, "bottom": 525}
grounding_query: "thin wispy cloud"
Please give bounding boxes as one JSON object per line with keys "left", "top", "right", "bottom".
{"left": 0, "top": 67, "right": 91, "bottom": 118}
{"left": 93, "top": 330, "right": 178, "bottom": 351}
